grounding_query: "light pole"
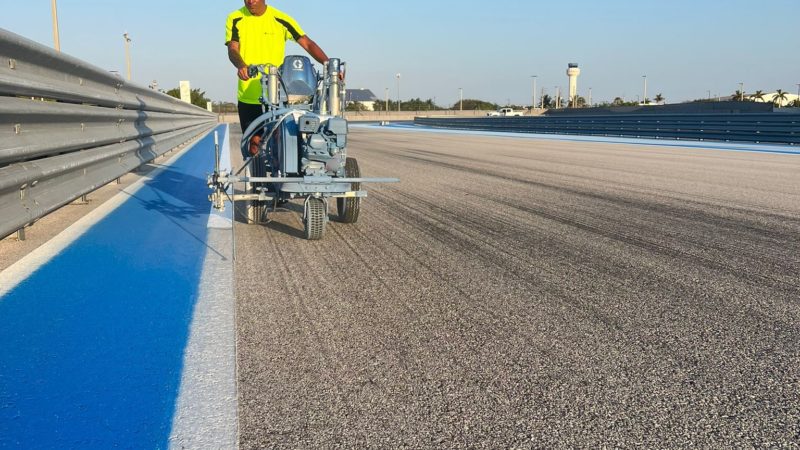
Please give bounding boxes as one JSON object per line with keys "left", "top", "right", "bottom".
{"left": 531, "top": 75, "right": 537, "bottom": 112}
{"left": 51, "top": 0, "right": 60, "bottom": 52}
{"left": 123, "top": 32, "right": 132, "bottom": 81}
{"left": 459, "top": 87, "right": 463, "bottom": 111}
{"left": 707, "top": 90, "right": 711, "bottom": 100}
{"left": 384, "top": 87, "right": 389, "bottom": 113}
{"left": 554, "top": 86, "right": 559, "bottom": 109}
{"left": 642, "top": 75, "right": 647, "bottom": 104}
{"left": 739, "top": 82, "right": 745, "bottom": 101}
{"left": 588, "top": 87, "right": 592, "bottom": 107}
{"left": 396, "top": 73, "right": 401, "bottom": 112}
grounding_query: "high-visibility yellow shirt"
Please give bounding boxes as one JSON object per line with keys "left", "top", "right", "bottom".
{"left": 225, "top": 6, "right": 306, "bottom": 104}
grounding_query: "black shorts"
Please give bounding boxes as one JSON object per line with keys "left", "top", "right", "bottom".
{"left": 238, "top": 101, "right": 264, "bottom": 134}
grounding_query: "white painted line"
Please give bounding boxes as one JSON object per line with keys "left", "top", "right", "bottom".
{"left": 207, "top": 214, "right": 234, "bottom": 230}
{"left": 167, "top": 230, "right": 237, "bottom": 449}
{"left": 0, "top": 134, "right": 211, "bottom": 299}
{"left": 169, "top": 124, "right": 238, "bottom": 449}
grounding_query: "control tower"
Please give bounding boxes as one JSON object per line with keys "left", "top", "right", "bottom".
{"left": 566, "top": 63, "right": 581, "bottom": 107}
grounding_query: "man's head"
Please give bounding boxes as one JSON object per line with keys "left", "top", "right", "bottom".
{"left": 244, "top": 0, "right": 267, "bottom": 16}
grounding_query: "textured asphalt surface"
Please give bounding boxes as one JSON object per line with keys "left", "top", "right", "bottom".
{"left": 232, "top": 127, "right": 800, "bottom": 448}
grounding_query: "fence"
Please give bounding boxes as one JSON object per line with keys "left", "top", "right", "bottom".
{"left": 414, "top": 113, "right": 800, "bottom": 145}
{"left": 343, "top": 109, "right": 545, "bottom": 123}
{"left": 0, "top": 28, "right": 216, "bottom": 240}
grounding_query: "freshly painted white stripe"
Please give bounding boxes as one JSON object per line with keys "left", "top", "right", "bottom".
{"left": 207, "top": 214, "right": 233, "bottom": 230}
{"left": 169, "top": 124, "right": 238, "bottom": 449}
{"left": 0, "top": 134, "right": 210, "bottom": 299}
{"left": 167, "top": 229, "right": 237, "bottom": 449}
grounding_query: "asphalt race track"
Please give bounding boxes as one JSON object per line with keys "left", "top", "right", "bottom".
{"left": 231, "top": 127, "right": 799, "bottom": 448}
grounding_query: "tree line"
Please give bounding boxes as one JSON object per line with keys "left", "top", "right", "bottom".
{"left": 163, "top": 87, "right": 238, "bottom": 112}
{"left": 726, "top": 89, "right": 799, "bottom": 107}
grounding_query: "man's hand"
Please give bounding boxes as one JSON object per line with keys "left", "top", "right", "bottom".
{"left": 237, "top": 66, "right": 250, "bottom": 81}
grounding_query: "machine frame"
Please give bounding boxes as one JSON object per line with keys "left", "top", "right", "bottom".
{"left": 208, "top": 57, "right": 397, "bottom": 240}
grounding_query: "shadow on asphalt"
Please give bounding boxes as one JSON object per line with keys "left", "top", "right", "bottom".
{"left": 232, "top": 194, "right": 307, "bottom": 240}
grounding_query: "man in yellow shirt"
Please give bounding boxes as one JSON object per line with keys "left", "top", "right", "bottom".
{"left": 225, "top": 0, "right": 330, "bottom": 136}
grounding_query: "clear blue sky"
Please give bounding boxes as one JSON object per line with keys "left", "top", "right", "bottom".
{"left": 2, "top": 0, "right": 798, "bottom": 106}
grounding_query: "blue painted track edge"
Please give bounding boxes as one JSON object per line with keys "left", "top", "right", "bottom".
{"left": 0, "top": 125, "right": 226, "bottom": 449}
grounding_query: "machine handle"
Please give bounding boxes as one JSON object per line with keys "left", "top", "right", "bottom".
{"left": 247, "top": 64, "right": 264, "bottom": 78}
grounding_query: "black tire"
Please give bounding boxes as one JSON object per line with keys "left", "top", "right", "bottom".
{"left": 337, "top": 157, "right": 361, "bottom": 223}
{"left": 304, "top": 197, "right": 326, "bottom": 240}
{"left": 250, "top": 201, "right": 268, "bottom": 224}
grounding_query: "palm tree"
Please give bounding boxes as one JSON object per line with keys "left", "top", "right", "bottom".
{"left": 772, "top": 89, "right": 789, "bottom": 107}
{"left": 750, "top": 90, "right": 766, "bottom": 102}
{"left": 654, "top": 93, "right": 665, "bottom": 104}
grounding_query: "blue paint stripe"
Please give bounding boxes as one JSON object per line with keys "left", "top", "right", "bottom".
{"left": 0, "top": 125, "right": 224, "bottom": 449}
{"left": 359, "top": 123, "right": 800, "bottom": 156}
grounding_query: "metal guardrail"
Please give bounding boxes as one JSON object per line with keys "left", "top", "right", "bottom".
{"left": 0, "top": 28, "right": 216, "bottom": 240}
{"left": 415, "top": 113, "right": 800, "bottom": 145}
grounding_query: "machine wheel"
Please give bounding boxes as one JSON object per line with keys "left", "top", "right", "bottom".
{"left": 250, "top": 201, "right": 269, "bottom": 224}
{"left": 304, "top": 197, "right": 327, "bottom": 240}
{"left": 337, "top": 157, "right": 361, "bottom": 223}
{"left": 248, "top": 155, "right": 270, "bottom": 224}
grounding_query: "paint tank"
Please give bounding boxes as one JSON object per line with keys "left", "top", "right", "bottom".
{"left": 280, "top": 55, "right": 317, "bottom": 97}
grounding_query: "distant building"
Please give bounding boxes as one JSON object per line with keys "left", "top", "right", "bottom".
{"left": 345, "top": 89, "right": 379, "bottom": 111}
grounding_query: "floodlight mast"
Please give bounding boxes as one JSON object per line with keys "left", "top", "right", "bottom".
{"left": 51, "top": 0, "right": 60, "bottom": 51}
{"left": 123, "top": 33, "right": 132, "bottom": 81}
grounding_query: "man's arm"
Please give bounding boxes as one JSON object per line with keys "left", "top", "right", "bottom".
{"left": 227, "top": 41, "right": 250, "bottom": 81}
{"left": 297, "top": 36, "right": 329, "bottom": 65}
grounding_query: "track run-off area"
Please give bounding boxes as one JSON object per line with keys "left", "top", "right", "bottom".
{"left": 3, "top": 124, "right": 800, "bottom": 448}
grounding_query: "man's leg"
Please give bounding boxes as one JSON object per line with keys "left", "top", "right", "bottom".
{"left": 238, "top": 101, "right": 263, "bottom": 133}
{"left": 238, "top": 102, "right": 265, "bottom": 158}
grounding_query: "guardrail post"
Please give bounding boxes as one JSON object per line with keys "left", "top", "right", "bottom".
{"left": 17, "top": 227, "right": 25, "bottom": 241}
